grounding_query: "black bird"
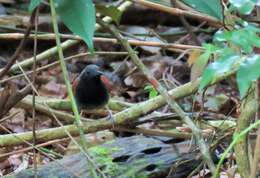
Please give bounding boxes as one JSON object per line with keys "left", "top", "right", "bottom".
{"left": 73, "top": 64, "right": 110, "bottom": 111}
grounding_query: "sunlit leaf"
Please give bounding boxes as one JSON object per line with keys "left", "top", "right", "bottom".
{"left": 230, "top": 0, "right": 257, "bottom": 14}
{"left": 144, "top": 85, "right": 158, "bottom": 99}
{"left": 237, "top": 55, "right": 260, "bottom": 98}
{"left": 214, "top": 26, "right": 260, "bottom": 53}
{"left": 199, "top": 54, "right": 239, "bottom": 90}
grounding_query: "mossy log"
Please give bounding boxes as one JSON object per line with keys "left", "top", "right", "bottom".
{"left": 7, "top": 136, "right": 200, "bottom": 178}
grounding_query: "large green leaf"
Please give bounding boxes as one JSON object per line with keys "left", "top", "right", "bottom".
{"left": 29, "top": 0, "right": 42, "bottom": 13}
{"left": 237, "top": 55, "right": 260, "bottom": 98}
{"left": 181, "top": 0, "right": 222, "bottom": 20}
{"left": 56, "top": 0, "right": 96, "bottom": 51}
{"left": 230, "top": 0, "right": 258, "bottom": 14}
{"left": 199, "top": 54, "right": 239, "bottom": 90}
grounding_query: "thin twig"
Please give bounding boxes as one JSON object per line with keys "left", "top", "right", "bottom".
{"left": 0, "top": 9, "right": 37, "bottom": 79}
{"left": 112, "top": 127, "right": 193, "bottom": 139}
{"left": 32, "top": 7, "right": 39, "bottom": 177}
{"left": 0, "top": 138, "right": 69, "bottom": 158}
{"left": 0, "top": 33, "right": 203, "bottom": 49}
{"left": 0, "top": 124, "right": 80, "bottom": 178}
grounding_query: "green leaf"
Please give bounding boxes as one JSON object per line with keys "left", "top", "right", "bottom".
{"left": 203, "top": 43, "right": 220, "bottom": 53}
{"left": 191, "top": 51, "right": 211, "bottom": 81}
{"left": 29, "top": 0, "right": 42, "bottom": 13}
{"left": 56, "top": 0, "right": 96, "bottom": 51}
{"left": 96, "top": 5, "right": 122, "bottom": 24}
{"left": 181, "top": 0, "right": 223, "bottom": 20}
{"left": 230, "top": 30, "right": 253, "bottom": 53}
{"left": 199, "top": 54, "right": 239, "bottom": 90}
{"left": 214, "top": 30, "right": 231, "bottom": 42}
{"left": 214, "top": 26, "right": 260, "bottom": 53}
{"left": 144, "top": 85, "right": 158, "bottom": 99}
{"left": 237, "top": 55, "right": 260, "bottom": 98}
{"left": 230, "top": 0, "right": 257, "bottom": 14}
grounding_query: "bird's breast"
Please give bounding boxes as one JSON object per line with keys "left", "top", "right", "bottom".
{"left": 75, "top": 79, "right": 109, "bottom": 110}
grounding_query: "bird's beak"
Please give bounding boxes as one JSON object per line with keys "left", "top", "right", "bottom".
{"left": 97, "top": 70, "right": 104, "bottom": 75}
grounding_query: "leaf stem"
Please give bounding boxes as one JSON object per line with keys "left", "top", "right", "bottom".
{"left": 49, "top": 1, "right": 101, "bottom": 177}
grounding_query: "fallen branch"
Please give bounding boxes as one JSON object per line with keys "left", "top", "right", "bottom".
{"left": 17, "top": 96, "right": 132, "bottom": 123}
{"left": 0, "top": 33, "right": 203, "bottom": 50}
{"left": 0, "top": 66, "right": 237, "bottom": 147}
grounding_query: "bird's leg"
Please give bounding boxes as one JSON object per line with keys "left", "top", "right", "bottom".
{"left": 105, "top": 105, "right": 115, "bottom": 127}
{"left": 80, "top": 110, "right": 83, "bottom": 117}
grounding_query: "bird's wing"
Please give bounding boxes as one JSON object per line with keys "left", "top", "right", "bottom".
{"left": 72, "top": 77, "right": 79, "bottom": 94}
{"left": 100, "top": 75, "right": 112, "bottom": 91}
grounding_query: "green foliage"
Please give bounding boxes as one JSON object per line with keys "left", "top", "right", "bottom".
{"left": 96, "top": 4, "right": 123, "bottom": 24}
{"left": 191, "top": 44, "right": 220, "bottom": 81}
{"left": 181, "top": 0, "right": 223, "bottom": 20}
{"left": 89, "top": 146, "right": 148, "bottom": 177}
{"left": 237, "top": 55, "right": 260, "bottom": 98}
{"left": 144, "top": 84, "right": 159, "bottom": 99}
{"left": 199, "top": 53, "right": 239, "bottom": 90}
{"left": 214, "top": 25, "right": 260, "bottom": 53}
{"left": 56, "top": 0, "right": 96, "bottom": 51}
{"left": 89, "top": 146, "right": 120, "bottom": 175}
{"left": 120, "top": 160, "right": 148, "bottom": 178}
{"left": 229, "top": 0, "right": 258, "bottom": 15}
{"left": 199, "top": 24, "right": 260, "bottom": 97}
{"left": 29, "top": 0, "right": 42, "bottom": 13}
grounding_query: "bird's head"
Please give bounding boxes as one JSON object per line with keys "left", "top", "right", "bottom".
{"left": 80, "top": 64, "right": 103, "bottom": 80}
{"left": 79, "top": 64, "right": 112, "bottom": 90}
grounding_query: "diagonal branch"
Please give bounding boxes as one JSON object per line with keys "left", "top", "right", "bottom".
{"left": 96, "top": 17, "right": 216, "bottom": 173}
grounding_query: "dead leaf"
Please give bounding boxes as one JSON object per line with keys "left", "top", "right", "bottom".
{"left": 3, "top": 108, "right": 25, "bottom": 133}
{"left": 188, "top": 49, "right": 202, "bottom": 66}
{"left": 39, "top": 81, "right": 67, "bottom": 98}
{"left": 13, "top": 155, "right": 29, "bottom": 173}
